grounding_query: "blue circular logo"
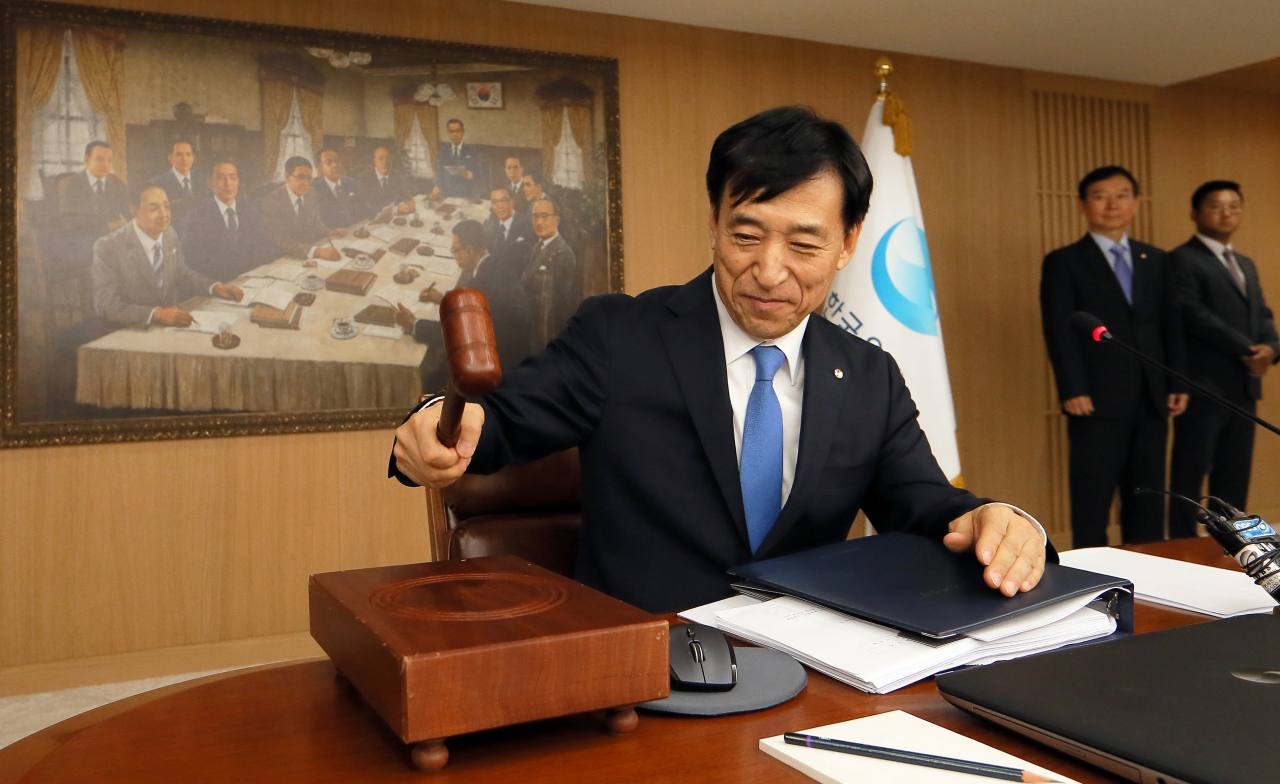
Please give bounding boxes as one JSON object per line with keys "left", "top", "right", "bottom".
{"left": 870, "top": 217, "right": 938, "bottom": 335}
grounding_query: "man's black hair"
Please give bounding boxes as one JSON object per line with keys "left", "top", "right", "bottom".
{"left": 446, "top": 118, "right": 464, "bottom": 129}
{"left": 1077, "top": 166, "right": 1139, "bottom": 201}
{"left": 85, "top": 140, "right": 111, "bottom": 157}
{"left": 1192, "top": 180, "right": 1243, "bottom": 211}
{"left": 525, "top": 171, "right": 549, "bottom": 190}
{"left": 705, "top": 106, "right": 872, "bottom": 230}
{"left": 131, "top": 183, "right": 168, "bottom": 208}
{"left": 283, "top": 156, "right": 313, "bottom": 177}
{"left": 452, "top": 219, "right": 488, "bottom": 252}
{"left": 170, "top": 139, "right": 194, "bottom": 153}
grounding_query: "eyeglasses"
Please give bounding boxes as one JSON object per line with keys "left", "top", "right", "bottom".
{"left": 532, "top": 211, "right": 556, "bottom": 220}
{"left": 1203, "top": 203, "right": 1243, "bottom": 213}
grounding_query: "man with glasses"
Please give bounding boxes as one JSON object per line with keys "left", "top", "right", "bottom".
{"left": 1169, "top": 181, "right": 1279, "bottom": 536}
{"left": 261, "top": 156, "right": 345, "bottom": 261}
{"left": 525, "top": 197, "right": 577, "bottom": 347}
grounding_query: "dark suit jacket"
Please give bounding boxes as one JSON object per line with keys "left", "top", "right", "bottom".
{"left": 92, "top": 222, "right": 215, "bottom": 328}
{"left": 395, "top": 268, "right": 1010, "bottom": 613}
{"left": 149, "top": 168, "right": 207, "bottom": 203}
{"left": 261, "top": 186, "right": 331, "bottom": 259}
{"left": 436, "top": 142, "right": 481, "bottom": 199}
{"left": 523, "top": 233, "right": 578, "bottom": 343}
{"left": 1041, "top": 235, "right": 1186, "bottom": 417}
{"left": 58, "top": 172, "right": 130, "bottom": 241}
{"left": 413, "top": 255, "right": 534, "bottom": 371}
{"left": 483, "top": 212, "right": 536, "bottom": 275}
{"left": 179, "top": 196, "right": 270, "bottom": 282}
{"left": 358, "top": 170, "right": 419, "bottom": 215}
{"left": 1170, "top": 236, "right": 1280, "bottom": 404}
{"left": 503, "top": 180, "right": 530, "bottom": 214}
{"left": 313, "top": 176, "right": 371, "bottom": 229}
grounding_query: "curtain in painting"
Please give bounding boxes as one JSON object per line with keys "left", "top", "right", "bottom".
{"left": 71, "top": 27, "right": 127, "bottom": 181}
{"left": 15, "top": 25, "right": 63, "bottom": 213}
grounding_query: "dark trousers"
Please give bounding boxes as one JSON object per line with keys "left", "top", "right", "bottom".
{"left": 1067, "top": 405, "right": 1168, "bottom": 548}
{"left": 1169, "top": 395, "right": 1255, "bottom": 537}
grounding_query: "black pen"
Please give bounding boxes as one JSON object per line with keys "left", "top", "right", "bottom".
{"left": 783, "top": 732, "right": 1063, "bottom": 783}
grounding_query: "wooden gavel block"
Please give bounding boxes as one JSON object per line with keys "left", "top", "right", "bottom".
{"left": 436, "top": 288, "right": 502, "bottom": 448}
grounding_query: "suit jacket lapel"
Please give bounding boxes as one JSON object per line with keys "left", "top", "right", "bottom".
{"left": 125, "top": 226, "right": 162, "bottom": 295}
{"left": 1079, "top": 235, "right": 1132, "bottom": 309}
{"left": 1189, "top": 236, "right": 1248, "bottom": 302}
{"left": 659, "top": 270, "right": 748, "bottom": 544}
{"left": 756, "top": 322, "right": 847, "bottom": 556}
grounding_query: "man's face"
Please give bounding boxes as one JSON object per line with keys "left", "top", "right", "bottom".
{"left": 373, "top": 148, "right": 391, "bottom": 176}
{"left": 210, "top": 163, "right": 239, "bottom": 204}
{"left": 1193, "top": 189, "right": 1243, "bottom": 239}
{"left": 490, "top": 189, "right": 514, "bottom": 221}
{"left": 320, "top": 151, "right": 344, "bottom": 182}
{"left": 286, "top": 165, "right": 313, "bottom": 197}
{"left": 85, "top": 146, "right": 113, "bottom": 179}
{"left": 1080, "top": 175, "right": 1139, "bottom": 234}
{"left": 133, "top": 186, "right": 172, "bottom": 238}
{"left": 531, "top": 199, "right": 559, "bottom": 240}
{"left": 709, "top": 171, "right": 859, "bottom": 341}
{"left": 505, "top": 158, "right": 523, "bottom": 184}
{"left": 447, "top": 122, "right": 464, "bottom": 145}
{"left": 521, "top": 175, "right": 543, "bottom": 202}
{"left": 451, "top": 234, "right": 480, "bottom": 271}
{"left": 169, "top": 143, "right": 194, "bottom": 175}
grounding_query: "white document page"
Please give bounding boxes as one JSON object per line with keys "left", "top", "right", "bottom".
{"left": 248, "top": 287, "right": 295, "bottom": 312}
{"left": 171, "top": 311, "right": 239, "bottom": 335}
{"left": 371, "top": 226, "right": 400, "bottom": 243}
{"left": 760, "top": 710, "right": 1078, "bottom": 784}
{"left": 373, "top": 284, "right": 420, "bottom": 312}
{"left": 1059, "top": 547, "right": 1273, "bottom": 617}
{"left": 361, "top": 324, "right": 405, "bottom": 340}
{"left": 678, "top": 595, "right": 761, "bottom": 626}
{"left": 345, "top": 238, "right": 383, "bottom": 255}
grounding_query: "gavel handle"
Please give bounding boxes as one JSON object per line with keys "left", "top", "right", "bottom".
{"left": 436, "top": 384, "right": 465, "bottom": 449}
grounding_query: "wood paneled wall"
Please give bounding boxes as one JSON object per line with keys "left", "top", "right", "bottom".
{"left": 3, "top": 0, "right": 1279, "bottom": 695}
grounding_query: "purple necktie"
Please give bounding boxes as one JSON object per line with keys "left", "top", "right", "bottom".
{"left": 1223, "top": 249, "right": 1247, "bottom": 295}
{"left": 1110, "top": 245, "right": 1133, "bottom": 305}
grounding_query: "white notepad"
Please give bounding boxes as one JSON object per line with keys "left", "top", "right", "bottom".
{"left": 760, "top": 711, "right": 1078, "bottom": 783}
{"left": 1059, "top": 547, "right": 1274, "bottom": 617}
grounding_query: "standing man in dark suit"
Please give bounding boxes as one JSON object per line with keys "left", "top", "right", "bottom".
{"left": 358, "top": 146, "right": 418, "bottom": 217}
{"left": 502, "top": 157, "right": 529, "bottom": 214}
{"left": 57, "top": 141, "right": 131, "bottom": 265}
{"left": 524, "top": 197, "right": 578, "bottom": 348}
{"left": 149, "top": 141, "right": 205, "bottom": 205}
{"left": 390, "top": 106, "right": 1050, "bottom": 613}
{"left": 1168, "top": 181, "right": 1279, "bottom": 536}
{"left": 180, "top": 160, "right": 269, "bottom": 282}
{"left": 1040, "top": 166, "right": 1188, "bottom": 548}
{"left": 260, "top": 156, "right": 346, "bottom": 261}
{"left": 92, "top": 185, "right": 242, "bottom": 329}
{"left": 431, "top": 119, "right": 480, "bottom": 199}
{"left": 483, "top": 187, "right": 535, "bottom": 275}
{"left": 394, "top": 219, "right": 533, "bottom": 378}
{"left": 314, "top": 148, "right": 371, "bottom": 229}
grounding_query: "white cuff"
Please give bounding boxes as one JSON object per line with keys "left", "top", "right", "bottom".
{"left": 146, "top": 307, "right": 159, "bottom": 326}
{"left": 979, "top": 502, "right": 1048, "bottom": 545}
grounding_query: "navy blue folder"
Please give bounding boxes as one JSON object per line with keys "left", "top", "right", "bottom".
{"left": 729, "top": 532, "right": 1132, "bottom": 639}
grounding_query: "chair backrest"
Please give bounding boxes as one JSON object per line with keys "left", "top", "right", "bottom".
{"left": 440, "top": 448, "right": 582, "bottom": 577}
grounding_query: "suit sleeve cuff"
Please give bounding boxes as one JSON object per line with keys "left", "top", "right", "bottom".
{"left": 978, "top": 502, "right": 1047, "bottom": 544}
{"left": 146, "top": 307, "right": 159, "bottom": 327}
{"left": 387, "top": 393, "right": 448, "bottom": 487}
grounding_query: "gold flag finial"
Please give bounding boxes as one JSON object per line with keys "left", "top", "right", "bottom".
{"left": 874, "top": 57, "right": 893, "bottom": 99}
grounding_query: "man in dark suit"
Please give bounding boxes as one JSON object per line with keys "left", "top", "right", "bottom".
{"left": 523, "top": 197, "right": 578, "bottom": 348}
{"left": 180, "top": 160, "right": 269, "bottom": 282}
{"left": 92, "top": 185, "right": 242, "bottom": 329}
{"left": 501, "top": 157, "right": 529, "bottom": 214}
{"left": 57, "top": 141, "right": 131, "bottom": 265}
{"left": 358, "top": 146, "right": 418, "bottom": 217}
{"left": 431, "top": 119, "right": 480, "bottom": 199}
{"left": 314, "top": 148, "right": 371, "bottom": 229}
{"left": 483, "top": 187, "right": 535, "bottom": 276}
{"left": 149, "top": 140, "right": 205, "bottom": 204}
{"left": 394, "top": 219, "right": 533, "bottom": 382}
{"left": 1168, "top": 181, "right": 1280, "bottom": 536}
{"left": 1040, "top": 166, "right": 1188, "bottom": 548}
{"left": 390, "top": 106, "right": 1049, "bottom": 614}
{"left": 260, "top": 156, "right": 346, "bottom": 261}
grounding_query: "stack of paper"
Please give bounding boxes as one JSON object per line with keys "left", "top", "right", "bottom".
{"left": 1059, "top": 547, "right": 1274, "bottom": 617}
{"left": 169, "top": 311, "right": 239, "bottom": 335}
{"left": 760, "top": 710, "right": 1078, "bottom": 783}
{"left": 708, "top": 590, "right": 1115, "bottom": 694}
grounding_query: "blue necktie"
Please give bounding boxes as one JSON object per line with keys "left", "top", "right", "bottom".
{"left": 1110, "top": 245, "right": 1133, "bottom": 305}
{"left": 740, "top": 345, "right": 787, "bottom": 553}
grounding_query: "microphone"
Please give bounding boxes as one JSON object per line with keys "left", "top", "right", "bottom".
{"left": 1069, "top": 311, "right": 1280, "bottom": 438}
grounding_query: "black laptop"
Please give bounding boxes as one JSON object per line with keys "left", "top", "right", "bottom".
{"left": 936, "top": 614, "right": 1280, "bottom": 784}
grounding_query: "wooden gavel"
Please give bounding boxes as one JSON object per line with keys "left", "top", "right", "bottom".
{"left": 436, "top": 288, "right": 502, "bottom": 448}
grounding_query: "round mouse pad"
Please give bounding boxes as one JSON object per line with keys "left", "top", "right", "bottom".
{"left": 637, "top": 647, "right": 806, "bottom": 717}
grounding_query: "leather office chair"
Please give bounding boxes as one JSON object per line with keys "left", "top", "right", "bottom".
{"left": 440, "top": 448, "right": 582, "bottom": 577}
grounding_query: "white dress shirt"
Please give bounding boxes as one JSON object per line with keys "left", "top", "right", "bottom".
{"left": 498, "top": 215, "right": 514, "bottom": 239}
{"left": 216, "top": 198, "right": 238, "bottom": 228}
{"left": 1195, "top": 233, "right": 1244, "bottom": 280}
{"left": 87, "top": 172, "right": 105, "bottom": 191}
{"left": 324, "top": 178, "right": 342, "bottom": 197}
{"left": 1089, "top": 232, "right": 1131, "bottom": 272}
{"left": 711, "top": 276, "right": 1046, "bottom": 540}
{"left": 171, "top": 168, "right": 192, "bottom": 191}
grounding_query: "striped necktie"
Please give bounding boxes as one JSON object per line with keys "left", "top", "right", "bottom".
{"left": 151, "top": 242, "right": 164, "bottom": 287}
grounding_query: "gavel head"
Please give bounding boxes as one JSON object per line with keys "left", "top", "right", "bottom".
{"left": 439, "top": 288, "right": 502, "bottom": 398}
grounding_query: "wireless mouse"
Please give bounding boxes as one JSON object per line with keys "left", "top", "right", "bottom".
{"left": 669, "top": 623, "right": 737, "bottom": 692}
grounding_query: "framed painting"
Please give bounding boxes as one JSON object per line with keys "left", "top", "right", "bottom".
{"left": 0, "top": 0, "right": 622, "bottom": 447}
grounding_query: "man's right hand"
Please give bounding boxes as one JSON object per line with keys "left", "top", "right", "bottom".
{"left": 1062, "top": 395, "right": 1094, "bottom": 416}
{"left": 393, "top": 400, "right": 485, "bottom": 488}
{"left": 315, "top": 246, "right": 342, "bottom": 261}
{"left": 153, "top": 307, "right": 193, "bottom": 327}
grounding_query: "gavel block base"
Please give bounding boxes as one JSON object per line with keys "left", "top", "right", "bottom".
{"left": 309, "top": 555, "right": 669, "bottom": 771}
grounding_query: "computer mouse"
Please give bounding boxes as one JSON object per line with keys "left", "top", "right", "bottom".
{"left": 669, "top": 623, "right": 737, "bottom": 692}
{"left": 1231, "top": 669, "right": 1280, "bottom": 685}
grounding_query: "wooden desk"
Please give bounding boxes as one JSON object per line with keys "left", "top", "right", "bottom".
{"left": 0, "top": 538, "right": 1246, "bottom": 783}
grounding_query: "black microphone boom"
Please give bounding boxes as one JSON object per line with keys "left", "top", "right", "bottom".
{"left": 1069, "top": 310, "right": 1280, "bottom": 438}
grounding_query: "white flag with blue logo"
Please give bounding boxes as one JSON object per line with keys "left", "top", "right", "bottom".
{"left": 824, "top": 98, "right": 962, "bottom": 482}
